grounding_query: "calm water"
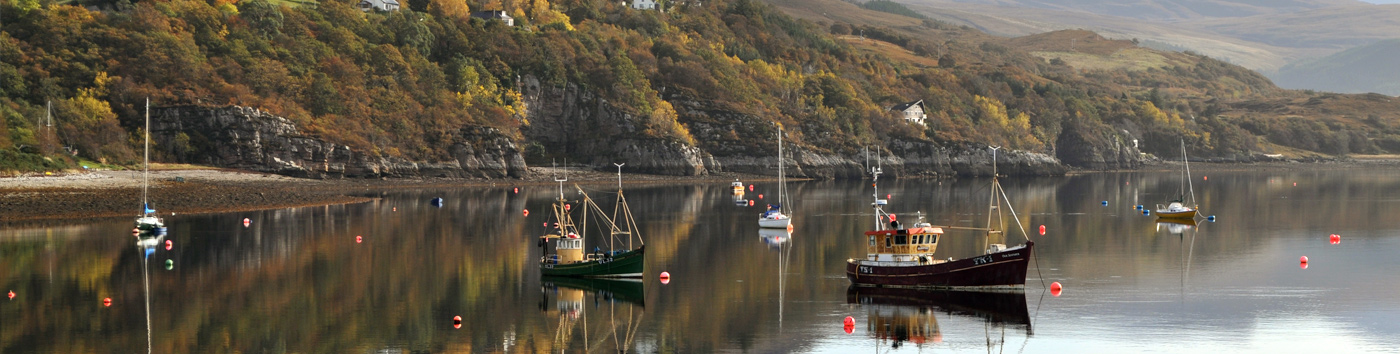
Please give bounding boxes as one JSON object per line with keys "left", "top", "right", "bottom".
{"left": 4, "top": 167, "right": 1400, "bottom": 353}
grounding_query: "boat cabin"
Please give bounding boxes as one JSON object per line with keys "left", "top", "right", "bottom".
{"left": 865, "top": 226, "right": 942, "bottom": 263}
{"left": 542, "top": 233, "right": 584, "bottom": 264}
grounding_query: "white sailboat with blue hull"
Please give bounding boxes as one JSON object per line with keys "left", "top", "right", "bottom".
{"left": 135, "top": 98, "right": 165, "bottom": 234}
{"left": 759, "top": 127, "right": 792, "bottom": 229}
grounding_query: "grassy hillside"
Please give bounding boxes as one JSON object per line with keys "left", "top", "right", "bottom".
{"left": 1, "top": 0, "right": 1398, "bottom": 176}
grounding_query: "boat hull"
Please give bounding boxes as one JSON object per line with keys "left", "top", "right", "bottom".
{"left": 847, "top": 242, "right": 1033, "bottom": 290}
{"left": 758, "top": 218, "right": 791, "bottom": 228}
{"left": 541, "top": 246, "right": 645, "bottom": 278}
{"left": 1156, "top": 210, "right": 1197, "bottom": 219}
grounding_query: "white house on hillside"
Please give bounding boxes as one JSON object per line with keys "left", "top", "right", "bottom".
{"left": 890, "top": 100, "right": 927, "bottom": 125}
{"left": 359, "top": 0, "right": 400, "bottom": 12}
{"left": 632, "top": 0, "right": 658, "bottom": 10}
{"left": 472, "top": 10, "right": 515, "bottom": 26}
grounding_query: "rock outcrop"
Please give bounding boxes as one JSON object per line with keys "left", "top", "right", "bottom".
{"left": 149, "top": 105, "right": 526, "bottom": 178}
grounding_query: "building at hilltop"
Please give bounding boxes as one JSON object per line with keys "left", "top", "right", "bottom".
{"left": 632, "top": 0, "right": 658, "bottom": 10}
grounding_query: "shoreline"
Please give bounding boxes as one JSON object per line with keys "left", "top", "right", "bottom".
{"left": 4, "top": 160, "right": 1399, "bottom": 223}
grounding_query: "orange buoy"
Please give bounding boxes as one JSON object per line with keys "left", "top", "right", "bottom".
{"left": 758, "top": 194, "right": 764, "bottom": 200}
{"left": 453, "top": 315, "right": 462, "bottom": 329}
{"left": 165, "top": 240, "right": 173, "bottom": 250}
{"left": 1039, "top": 225, "right": 1046, "bottom": 236}
{"left": 787, "top": 224, "right": 794, "bottom": 232}
{"left": 393, "top": 207, "right": 397, "bottom": 211}
{"left": 103, "top": 298, "right": 112, "bottom": 307}
{"left": 748, "top": 200, "right": 754, "bottom": 206}
{"left": 356, "top": 235, "right": 363, "bottom": 243}
{"left": 1294, "top": 182, "right": 1297, "bottom": 186}
{"left": 513, "top": 187, "right": 518, "bottom": 194}
{"left": 1050, "top": 282, "right": 1063, "bottom": 297}
{"left": 1330, "top": 234, "right": 1341, "bottom": 245}
{"left": 7, "top": 290, "right": 13, "bottom": 300}
{"left": 660, "top": 271, "right": 671, "bottom": 285}
{"left": 523, "top": 209, "right": 530, "bottom": 216}
{"left": 1203, "top": 175, "right": 1208, "bottom": 181}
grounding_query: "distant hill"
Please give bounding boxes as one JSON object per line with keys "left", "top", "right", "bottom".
{"left": 1273, "top": 39, "right": 1400, "bottom": 96}
{"left": 891, "top": 0, "right": 1400, "bottom": 93}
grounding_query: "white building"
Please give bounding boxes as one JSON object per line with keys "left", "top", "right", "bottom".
{"left": 358, "top": 0, "right": 400, "bottom": 12}
{"left": 632, "top": 0, "right": 658, "bottom": 10}
{"left": 890, "top": 100, "right": 927, "bottom": 126}
{"left": 472, "top": 10, "right": 515, "bottom": 26}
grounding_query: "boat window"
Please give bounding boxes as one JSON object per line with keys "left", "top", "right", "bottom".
{"left": 894, "top": 235, "right": 907, "bottom": 245}
{"left": 868, "top": 235, "right": 875, "bottom": 246}
{"left": 885, "top": 236, "right": 891, "bottom": 248}
{"left": 930, "top": 235, "right": 938, "bottom": 244}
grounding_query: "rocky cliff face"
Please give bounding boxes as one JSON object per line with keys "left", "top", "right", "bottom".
{"left": 149, "top": 105, "right": 526, "bottom": 178}
{"left": 144, "top": 86, "right": 1134, "bottom": 180}
{"left": 519, "top": 76, "right": 709, "bottom": 175}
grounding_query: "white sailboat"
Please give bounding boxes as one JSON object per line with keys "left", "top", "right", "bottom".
{"left": 134, "top": 98, "right": 165, "bottom": 233}
{"left": 758, "top": 128, "right": 792, "bottom": 228}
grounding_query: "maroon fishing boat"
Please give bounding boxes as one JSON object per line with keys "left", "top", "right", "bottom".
{"left": 846, "top": 147, "right": 1035, "bottom": 291}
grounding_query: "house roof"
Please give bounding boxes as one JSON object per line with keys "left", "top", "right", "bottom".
{"left": 890, "top": 99, "right": 923, "bottom": 112}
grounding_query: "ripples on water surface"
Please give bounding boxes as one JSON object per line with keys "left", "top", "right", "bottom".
{"left": 3, "top": 168, "right": 1400, "bottom": 352}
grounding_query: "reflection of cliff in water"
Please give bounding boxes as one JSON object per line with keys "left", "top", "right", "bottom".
{"left": 846, "top": 286, "right": 1031, "bottom": 349}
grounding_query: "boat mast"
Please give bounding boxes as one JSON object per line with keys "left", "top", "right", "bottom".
{"left": 1182, "top": 140, "right": 1196, "bottom": 207}
{"left": 987, "top": 146, "right": 1004, "bottom": 250}
{"left": 777, "top": 127, "right": 783, "bottom": 212}
{"left": 614, "top": 162, "right": 625, "bottom": 251}
{"left": 870, "top": 146, "right": 884, "bottom": 231}
{"left": 143, "top": 98, "right": 150, "bottom": 215}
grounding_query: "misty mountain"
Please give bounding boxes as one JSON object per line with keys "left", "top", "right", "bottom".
{"left": 1273, "top": 39, "right": 1400, "bottom": 95}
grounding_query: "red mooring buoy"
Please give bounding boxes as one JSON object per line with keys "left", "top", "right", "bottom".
{"left": 103, "top": 298, "right": 112, "bottom": 307}
{"left": 1050, "top": 282, "right": 1063, "bottom": 297}
{"left": 1204, "top": 175, "right": 1208, "bottom": 181}
{"left": 356, "top": 235, "right": 363, "bottom": 243}
{"left": 7, "top": 290, "right": 13, "bottom": 300}
{"left": 165, "top": 240, "right": 173, "bottom": 250}
{"left": 844, "top": 316, "right": 855, "bottom": 334}
{"left": 1330, "top": 234, "right": 1341, "bottom": 245}
{"left": 749, "top": 185, "right": 754, "bottom": 191}
{"left": 523, "top": 209, "right": 530, "bottom": 216}
{"left": 1039, "top": 225, "right": 1046, "bottom": 236}
{"left": 748, "top": 200, "right": 754, "bottom": 206}
{"left": 453, "top": 316, "right": 462, "bottom": 329}
{"left": 513, "top": 187, "right": 518, "bottom": 194}
{"left": 660, "top": 271, "right": 671, "bottom": 285}
{"left": 758, "top": 194, "right": 764, "bottom": 200}
{"left": 1300, "top": 256, "right": 1310, "bottom": 269}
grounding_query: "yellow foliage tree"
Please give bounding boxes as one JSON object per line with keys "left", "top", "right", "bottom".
{"left": 428, "top": 0, "right": 471, "bottom": 22}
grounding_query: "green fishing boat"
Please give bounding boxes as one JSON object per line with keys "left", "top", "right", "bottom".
{"left": 537, "top": 164, "right": 646, "bottom": 278}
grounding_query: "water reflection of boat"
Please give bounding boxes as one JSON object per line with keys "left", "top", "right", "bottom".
{"left": 847, "top": 147, "right": 1034, "bottom": 290}
{"left": 846, "top": 286, "right": 1031, "bottom": 349}
{"left": 1156, "top": 218, "right": 1197, "bottom": 235}
{"left": 541, "top": 277, "right": 644, "bottom": 352}
{"left": 134, "top": 232, "right": 165, "bottom": 354}
{"left": 540, "top": 276, "right": 645, "bottom": 308}
{"left": 759, "top": 227, "right": 790, "bottom": 247}
{"left": 733, "top": 192, "right": 748, "bottom": 207}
